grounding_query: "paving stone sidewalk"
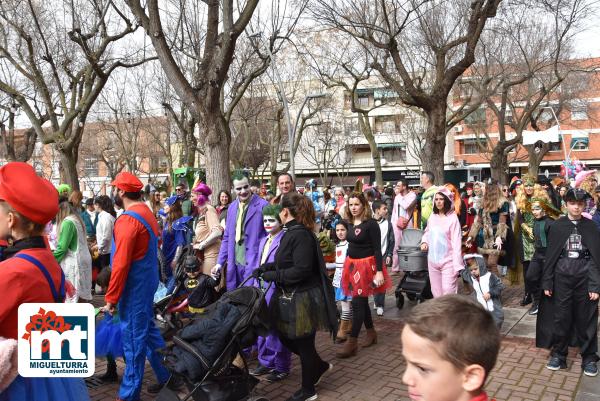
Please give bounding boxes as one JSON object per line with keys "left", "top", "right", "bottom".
{"left": 89, "top": 301, "right": 597, "bottom": 401}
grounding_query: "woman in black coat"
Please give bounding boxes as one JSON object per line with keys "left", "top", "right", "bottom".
{"left": 255, "top": 193, "right": 336, "bottom": 401}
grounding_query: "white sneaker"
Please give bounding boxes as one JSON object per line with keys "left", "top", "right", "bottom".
{"left": 376, "top": 307, "right": 384, "bottom": 316}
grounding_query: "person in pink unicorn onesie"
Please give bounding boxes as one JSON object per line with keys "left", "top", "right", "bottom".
{"left": 420, "top": 187, "right": 464, "bottom": 297}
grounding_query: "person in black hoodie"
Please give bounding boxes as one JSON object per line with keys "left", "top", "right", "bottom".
{"left": 537, "top": 188, "right": 600, "bottom": 376}
{"left": 538, "top": 176, "right": 562, "bottom": 212}
{"left": 254, "top": 193, "right": 336, "bottom": 401}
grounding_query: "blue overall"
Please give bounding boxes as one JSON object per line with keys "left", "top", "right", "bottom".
{"left": 111, "top": 210, "right": 170, "bottom": 401}
{"left": 0, "top": 252, "right": 90, "bottom": 401}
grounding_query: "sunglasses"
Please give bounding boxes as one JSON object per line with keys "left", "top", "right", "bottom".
{"left": 502, "top": 188, "right": 508, "bottom": 192}
{"left": 176, "top": 188, "right": 183, "bottom": 192}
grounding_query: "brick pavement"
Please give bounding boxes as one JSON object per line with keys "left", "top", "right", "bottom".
{"left": 88, "top": 311, "right": 586, "bottom": 401}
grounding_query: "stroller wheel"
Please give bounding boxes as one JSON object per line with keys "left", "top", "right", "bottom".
{"left": 396, "top": 294, "right": 404, "bottom": 309}
{"left": 406, "top": 293, "right": 417, "bottom": 301}
{"left": 247, "top": 397, "right": 269, "bottom": 401}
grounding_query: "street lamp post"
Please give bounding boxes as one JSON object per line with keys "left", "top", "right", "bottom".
{"left": 248, "top": 32, "right": 327, "bottom": 180}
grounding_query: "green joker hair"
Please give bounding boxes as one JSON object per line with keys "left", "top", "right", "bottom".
{"left": 262, "top": 204, "right": 282, "bottom": 222}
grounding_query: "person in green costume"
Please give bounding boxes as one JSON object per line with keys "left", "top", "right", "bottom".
{"left": 419, "top": 171, "right": 437, "bottom": 229}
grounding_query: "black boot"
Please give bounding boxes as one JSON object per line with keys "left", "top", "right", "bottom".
{"left": 520, "top": 293, "right": 532, "bottom": 306}
{"left": 99, "top": 356, "right": 118, "bottom": 382}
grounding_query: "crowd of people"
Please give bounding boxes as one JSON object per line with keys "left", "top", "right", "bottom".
{"left": 1, "top": 161, "right": 600, "bottom": 401}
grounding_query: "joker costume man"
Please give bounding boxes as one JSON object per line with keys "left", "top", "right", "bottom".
{"left": 213, "top": 173, "right": 268, "bottom": 290}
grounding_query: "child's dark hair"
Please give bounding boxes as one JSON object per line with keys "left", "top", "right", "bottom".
{"left": 434, "top": 192, "right": 453, "bottom": 215}
{"left": 335, "top": 219, "right": 349, "bottom": 230}
{"left": 372, "top": 199, "right": 385, "bottom": 213}
{"left": 404, "top": 295, "right": 500, "bottom": 380}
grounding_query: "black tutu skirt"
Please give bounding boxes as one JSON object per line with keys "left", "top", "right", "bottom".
{"left": 270, "top": 285, "right": 330, "bottom": 339}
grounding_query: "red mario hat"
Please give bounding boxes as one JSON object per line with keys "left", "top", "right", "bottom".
{"left": 111, "top": 172, "right": 143, "bottom": 192}
{"left": 0, "top": 162, "right": 59, "bottom": 224}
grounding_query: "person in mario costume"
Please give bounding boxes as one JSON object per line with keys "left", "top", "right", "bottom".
{"left": 101, "top": 171, "right": 175, "bottom": 400}
{"left": 0, "top": 162, "right": 90, "bottom": 401}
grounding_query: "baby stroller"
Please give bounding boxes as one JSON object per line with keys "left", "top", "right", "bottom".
{"left": 395, "top": 228, "right": 432, "bottom": 309}
{"left": 155, "top": 276, "right": 270, "bottom": 401}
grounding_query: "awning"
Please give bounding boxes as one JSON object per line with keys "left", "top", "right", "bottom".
{"left": 377, "top": 143, "right": 406, "bottom": 149}
{"left": 374, "top": 89, "right": 398, "bottom": 99}
{"left": 522, "top": 125, "right": 560, "bottom": 145}
{"left": 295, "top": 175, "right": 369, "bottom": 187}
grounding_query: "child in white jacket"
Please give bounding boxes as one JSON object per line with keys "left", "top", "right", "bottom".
{"left": 461, "top": 253, "right": 504, "bottom": 329}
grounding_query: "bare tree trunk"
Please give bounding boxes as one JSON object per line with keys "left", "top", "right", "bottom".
{"left": 358, "top": 113, "right": 383, "bottom": 187}
{"left": 489, "top": 148, "right": 508, "bottom": 185}
{"left": 526, "top": 143, "right": 549, "bottom": 178}
{"left": 204, "top": 113, "right": 231, "bottom": 193}
{"left": 57, "top": 146, "right": 80, "bottom": 191}
{"left": 421, "top": 107, "right": 447, "bottom": 184}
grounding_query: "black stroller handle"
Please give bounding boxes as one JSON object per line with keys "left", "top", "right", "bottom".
{"left": 239, "top": 273, "right": 273, "bottom": 293}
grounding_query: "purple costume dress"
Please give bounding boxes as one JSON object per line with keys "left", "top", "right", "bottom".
{"left": 254, "top": 230, "right": 292, "bottom": 373}
{"left": 217, "top": 194, "right": 268, "bottom": 290}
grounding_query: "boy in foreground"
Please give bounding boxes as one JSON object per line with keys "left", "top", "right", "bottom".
{"left": 401, "top": 295, "right": 500, "bottom": 401}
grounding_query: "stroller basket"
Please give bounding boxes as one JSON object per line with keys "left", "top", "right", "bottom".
{"left": 398, "top": 229, "right": 427, "bottom": 272}
{"left": 400, "top": 229, "right": 425, "bottom": 248}
{"left": 157, "top": 278, "right": 270, "bottom": 401}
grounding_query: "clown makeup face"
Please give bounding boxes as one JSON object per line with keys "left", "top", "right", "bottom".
{"left": 233, "top": 177, "right": 251, "bottom": 202}
{"left": 263, "top": 215, "right": 281, "bottom": 234}
{"left": 531, "top": 203, "right": 545, "bottom": 219}
{"left": 473, "top": 184, "right": 482, "bottom": 196}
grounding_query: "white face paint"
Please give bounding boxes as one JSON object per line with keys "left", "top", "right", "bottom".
{"left": 233, "top": 177, "right": 251, "bottom": 202}
{"left": 263, "top": 215, "right": 281, "bottom": 234}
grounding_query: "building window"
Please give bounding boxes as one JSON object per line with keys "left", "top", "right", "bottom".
{"left": 373, "top": 88, "right": 399, "bottom": 104}
{"left": 318, "top": 148, "right": 332, "bottom": 160}
{"left": 83, "top": 156, "right": 98, "bottom": 177}
{"left": 538, "top": 105, "right": 559, "bottom": 123}
{"left": 464, "top": 108, "right": 486, "bottom": 126}
{"left": 150, "top": 156, "right": 169, "bottom": 173}
{"left": 357, "top": 95, "right": 369, "bottom": 108}
{"left": 280, "top": 152, "right": 290, "bottom": 162}
{"left": 351, "top": 146, "right": 372, "bottom": 163}
{"left": 571, "top": 101, "right": 588, "bottom": 121}
{"left": 344, "top": 118, "right": 359, "bottom": 136}
{"left": 463, "top": 139, "right": 487, "bottom": 155}
{"left": 380, "top": 144, "right": 406, "bottom": 162}
{"left": 374, "top": 116, "right": 399, "bottom": 134}
{"left": 571, "top": 138, "right": 589, "bottom": 151}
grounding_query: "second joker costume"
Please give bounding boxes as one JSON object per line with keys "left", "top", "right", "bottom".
{"left": 215, "top": 174, "right": 267, "bottom": 290}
